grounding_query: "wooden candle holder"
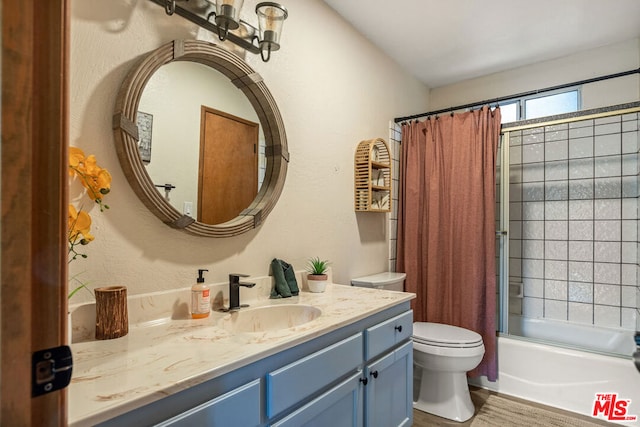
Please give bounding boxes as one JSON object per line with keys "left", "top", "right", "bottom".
{"left": 95, "top": 286, "right": 128, "bottom": 340}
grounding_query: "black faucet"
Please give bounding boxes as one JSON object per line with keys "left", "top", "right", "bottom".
{"left": 229, "top": 273, "right": 256, "bottom": 310}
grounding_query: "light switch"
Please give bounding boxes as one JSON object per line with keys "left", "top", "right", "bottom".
{"left": 183, "top": 201, "right": 193, "bottom": 216}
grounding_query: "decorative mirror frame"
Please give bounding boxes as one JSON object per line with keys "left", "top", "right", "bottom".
{"left": 113, "top": 39, "right": 288, "bottom": 237}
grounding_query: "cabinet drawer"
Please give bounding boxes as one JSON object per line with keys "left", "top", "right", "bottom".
{"left": 156, "top": 379, "right": 261, "bottom": 427}
{"left": 364, "top": 310, "right": 412, "bottom": 360}
{"left": 267, "top": 333, "right": 363, "bottom": 417}
{"left": 270, "top": 371, "right": 363, "bottom": 427}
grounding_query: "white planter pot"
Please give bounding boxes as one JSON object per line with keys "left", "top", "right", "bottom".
{"left": 307, "top": 275, "right": 328, "bottom": 293}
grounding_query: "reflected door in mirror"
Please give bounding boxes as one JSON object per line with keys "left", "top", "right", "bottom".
{"left": 199, "top": 107, "right": 258, "bottom": 224}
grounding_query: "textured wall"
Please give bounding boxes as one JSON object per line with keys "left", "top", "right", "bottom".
{"left": 68, "top": 0, "right": 430, "bottom": 301}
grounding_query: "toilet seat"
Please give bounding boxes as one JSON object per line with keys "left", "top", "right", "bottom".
{"left": 413, "top": 322, "right": 483, "bottom": 348}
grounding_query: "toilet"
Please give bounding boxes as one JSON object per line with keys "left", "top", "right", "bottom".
{"left": 351, "top": 273, "right": 483, "bottom": 421}
{"left": 412, "top": 322, "right": 485, "bottom": 422}
{"left": 350, "top": 271, "right": 406, "bottom": 291}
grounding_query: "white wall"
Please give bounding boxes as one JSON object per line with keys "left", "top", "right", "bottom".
{"left": 429, "top": 38, "right": 640, "bottom": 112}
{"left": 69, "top": 0, "right": 430, "bottom": 301}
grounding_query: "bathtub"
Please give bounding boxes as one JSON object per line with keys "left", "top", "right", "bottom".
{"left": 470, "top": 316, "right": 640, "bottom": 425}
{"left": 507, "top": 315, "right": 636, "bottom": 356}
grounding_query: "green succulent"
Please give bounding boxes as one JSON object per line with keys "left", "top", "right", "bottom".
{"left": 307, "top": 257, "right": 330, "bottom": 275}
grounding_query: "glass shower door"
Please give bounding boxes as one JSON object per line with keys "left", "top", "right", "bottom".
{"left": 498, "top": 107, "right": 640, "bottom": 358}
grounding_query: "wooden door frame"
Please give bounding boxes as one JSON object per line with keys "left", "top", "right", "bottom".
{"left": 2, "top": 0, "right": 69, "bottom": 425}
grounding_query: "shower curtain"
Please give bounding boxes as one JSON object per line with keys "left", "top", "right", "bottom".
{"left": 397, "top": 106, "right": 501, "bottom": 380}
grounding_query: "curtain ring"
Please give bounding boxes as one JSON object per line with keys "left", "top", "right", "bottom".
{"left": 165, "top": 0, "right": 176, "bottom": 15}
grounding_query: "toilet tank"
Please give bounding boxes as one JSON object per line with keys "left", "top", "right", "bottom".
{"left": 350, "top": 272, "right": 406, "bottom": 292}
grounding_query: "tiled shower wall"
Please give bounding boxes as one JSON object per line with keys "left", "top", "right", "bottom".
{"left": 388, "top": 122, "right": 401, "bottom": 272}
{"left": 507, "top": 112, "right": 639, "bottom": 330}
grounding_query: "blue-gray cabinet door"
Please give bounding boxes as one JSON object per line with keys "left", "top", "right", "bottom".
{"left": 364, "top": 340, "right": 413, "bottom": 427}
{"left": 270, "top": 371, "right": 363, "bottom": 427}
{"left": 266, "top": 333, "right": 363, "bottom": 418}
{"left": 155, "top": 379, "right": 261, "bottom": 427}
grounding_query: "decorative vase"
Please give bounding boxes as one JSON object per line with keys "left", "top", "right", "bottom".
{"left": 307, "top": 274, "right": 328, "bottom": 293}
{"left": 95, "top": 285, "right": 129, "bottom": 340}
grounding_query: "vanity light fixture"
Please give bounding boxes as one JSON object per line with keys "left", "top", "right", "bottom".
{"left": 255, "top": 2, "right": 288, "bottom": 62}
{"left": 158, "top": 0, "right": 288, "bottom": 62}
{"left": 211, "top": 0, "right": 244, "bottom": 41}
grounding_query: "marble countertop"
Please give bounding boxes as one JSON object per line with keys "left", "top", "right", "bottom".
{"left": 68, "top": 281, "right": 414, "bottom": 426}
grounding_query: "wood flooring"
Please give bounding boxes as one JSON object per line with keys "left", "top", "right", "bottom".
{"left": 411, "top": 387, "right": 616, "bottom": 426}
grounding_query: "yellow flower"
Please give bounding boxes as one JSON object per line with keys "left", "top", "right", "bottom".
{"left": 68, "top": 204, "right": 94, "bottom": 245}
{"left": 69, "top": 147, "right": 112, "bottom": 209}
{"left": 69, "top": 147, "right": 85, "bottom": 172}
{"left": 68, "top": 146, "right": 112, "bottom": 298}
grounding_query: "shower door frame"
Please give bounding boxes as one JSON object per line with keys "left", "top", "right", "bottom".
{"left": 497, "top": 104, "right": 640, "bottom": 337}
{"left": 497, "top": 132, "right": 510, "bottom": 334}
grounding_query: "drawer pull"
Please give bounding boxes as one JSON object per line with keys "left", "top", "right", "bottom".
{"left": 394, "top": 325, "right": 403, "bottom": 333}
{"left": 359, "top": 377, "right": 368, "bottom": 386}
{"left": 371, "top": 370, "right": 378, "bottom": 379}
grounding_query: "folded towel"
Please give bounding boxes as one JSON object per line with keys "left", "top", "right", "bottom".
{"left": 270, "top": 258, "right": 299, "bottom": 298}
{"left": 283, "top": 260, "right": 300, "bottom": 295}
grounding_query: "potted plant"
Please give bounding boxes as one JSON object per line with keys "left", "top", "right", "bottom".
{"left": 306, "top": 257, "right": 330, "bottom": 293}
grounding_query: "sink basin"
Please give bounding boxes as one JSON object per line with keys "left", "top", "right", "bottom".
{"left": 218, "top": 304, "right": 322, "bottom": 333}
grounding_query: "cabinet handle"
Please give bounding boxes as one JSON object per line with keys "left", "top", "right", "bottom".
{"left": 360, "top": 377, "right": 368, "bottom": 386}
{"left": 371, "top": 370, "right": 378, "bottom": 379}
{"left": 395, "top": 325, "right": 403, "bottom": 333}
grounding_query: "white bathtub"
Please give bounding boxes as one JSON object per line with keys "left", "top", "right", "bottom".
{"left": 471, "top": 317, "right": 640, "bottom": 425}
{"left": 508, "top": 315, "right": 636, "bottom": 356}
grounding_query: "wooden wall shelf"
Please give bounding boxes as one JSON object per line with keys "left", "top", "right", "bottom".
{"left": 354, "top": 138, "right": 392, "bottom": 212}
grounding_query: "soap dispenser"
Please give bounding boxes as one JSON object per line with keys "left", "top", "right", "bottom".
{"left": 191, "top": 269, "right": 210, "bottom": 319}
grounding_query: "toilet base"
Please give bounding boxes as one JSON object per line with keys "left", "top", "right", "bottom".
{"left": 413, "top": 366, "right": 475, "bottom": 422}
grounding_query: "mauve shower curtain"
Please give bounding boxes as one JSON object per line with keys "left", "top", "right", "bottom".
{"left": 397, "top": 106, "right": 501, "bottom": 380}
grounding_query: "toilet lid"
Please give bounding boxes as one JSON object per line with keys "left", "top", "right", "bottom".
{"left": 413, "top": 322, "right": 483, "bottom": 347}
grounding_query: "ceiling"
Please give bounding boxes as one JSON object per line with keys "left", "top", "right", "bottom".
{"left": 322, "top": 0, "right": 640, "bottom": 88}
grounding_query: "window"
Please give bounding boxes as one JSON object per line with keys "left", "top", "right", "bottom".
{"left": 524, "top": 90, "right": 579, "bottom": 119}
{"left": 499, "top": 88, "right": 580, "bottom": 123}
{"left": 499, "top": 101, "right": 518, "bottom": 123}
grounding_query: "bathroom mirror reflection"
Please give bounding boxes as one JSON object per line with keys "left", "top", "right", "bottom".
{"left": 138, "top": 61, "right": 267, "bottom": 224}
{"left": 113, "top": 40, "right": 289, "bottom": 237}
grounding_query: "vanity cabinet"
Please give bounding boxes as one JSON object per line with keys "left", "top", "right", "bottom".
{"left": 363, "top": 311, "right": 413, "bottom": 427}
{"left": 268, "top": 311, "right": 413, "bottom": 427}
{"left": 94, "top": 303, "right": 412, "bottom": 427}
{"left": 354, "top": 138, "right": 392, "bottom": 212}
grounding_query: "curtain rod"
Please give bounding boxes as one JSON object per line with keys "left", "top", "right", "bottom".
{"left": 394, "top": 67, "right": 640, "bottom": 124}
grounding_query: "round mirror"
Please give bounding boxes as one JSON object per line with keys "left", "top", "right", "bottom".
{"left": 113, "top": 40, "right": 288, "bottom": 237}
